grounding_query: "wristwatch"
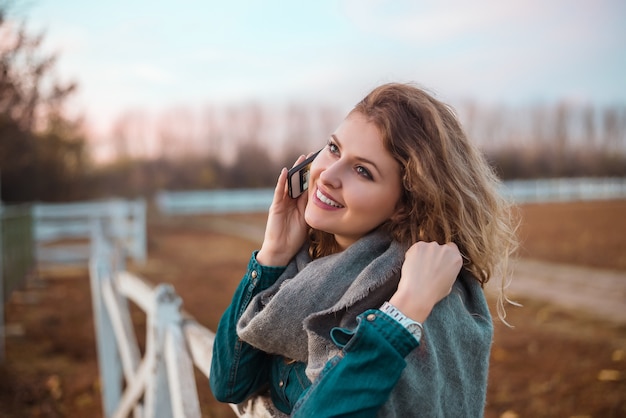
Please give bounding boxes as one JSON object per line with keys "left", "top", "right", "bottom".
{"left": 379, "top": 301, "right": 423, "bottom": 343}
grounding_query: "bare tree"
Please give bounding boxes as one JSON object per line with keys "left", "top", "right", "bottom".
{"left": 240, "top": 102, "right": 265, "bottom": 144}
{"left": 0, "top": 3, "right": 88, "bottom": 202}
{"left": 602, "top": 106, "right": 620, "bottom": 153}
{"left": 154, "top": 106, "right": 198, "bottom": 160}
{"left": 110, "top": 110, "right": 150, "bottom": 161}
{"left": 280, "top": 102, "right": 312, "bottom": 162}
{"left": 582, "top": 105, "right": 597, "bottom": 150}
{"left": 200, "top": 104, "right": 223, "bottom": 157}
{"left": 315, "top": 104, "right": 341, "bottom": 144}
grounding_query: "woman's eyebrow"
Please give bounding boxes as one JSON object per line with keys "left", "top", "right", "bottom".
{"left": 331, "top": 134, "right": 382, "bottom": 176}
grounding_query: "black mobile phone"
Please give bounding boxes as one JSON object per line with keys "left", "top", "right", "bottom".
{"left": 287, "top": 149, "right": 322, "bottom": 198}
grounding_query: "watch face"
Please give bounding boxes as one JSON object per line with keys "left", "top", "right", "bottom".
{"left": 406, "top": 322, "right": 422, "bottom": 340}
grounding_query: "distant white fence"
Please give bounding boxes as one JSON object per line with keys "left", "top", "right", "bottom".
{"left": 155, "top": 177, "right": 626, "bottom": 215}
{"left": 501, "top": 177, "right": 626, "bottom": 203}
{"left": 34, "top": 199, "right": 146, "bottom": 265}
{"left": 89, "top": 222, "right": 240, "bottom": 418}
{"left": 156, "top": 189, "right": 273, "bottom": 215}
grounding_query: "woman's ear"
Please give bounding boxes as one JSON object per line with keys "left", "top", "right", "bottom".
{"left": 386, "top": 178, "right": 414, "bottom": 237}
{"left": 389, "top": 201, "right": 409, "bottom": 225}
{"left": 397, "top": 187, "right": 414, "bottom": 214}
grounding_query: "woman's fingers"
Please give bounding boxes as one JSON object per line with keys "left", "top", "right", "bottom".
{"left": 273, "top": 154, "right": 306, "bottom": 202}
{"left": 392, "top": 241, "right": 464, "bottom": 322}
{"left": 402, "top": 241, "right": 462, "bottom": 297}
{"left": 273, "top": 167, "right": 288, "bottom": 201}
{"left": 293, "top": 154, "right": 307, "bottom": 167}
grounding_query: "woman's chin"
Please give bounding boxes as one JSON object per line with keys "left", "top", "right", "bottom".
{"left": 304, "top": 210, "right": 330, "bottom": 234}
{"left": 304, "top": 214, "right": 321, "bottom": 231}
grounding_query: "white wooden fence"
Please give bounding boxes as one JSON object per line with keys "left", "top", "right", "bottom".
{"left": 35, "top": 199, "right": 146, "bottom": 266}
{"left": 156, "top": 189, "right": 273, "bottom": 215}
{"left": 501, "top": 177, "right": 626, "bottom": 203}
{"left": 155, "top": 177, "right": 626, "bottom": 215}
{"left": 3, "top": 199, "right": 146, "bottom": 363}
{"left": 89, "top": 221, "right": 240, "bottom": 418}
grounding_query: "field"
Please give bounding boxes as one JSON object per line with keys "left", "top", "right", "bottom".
{"left": 1, "top": 199, "right": 625, "bottom": 417}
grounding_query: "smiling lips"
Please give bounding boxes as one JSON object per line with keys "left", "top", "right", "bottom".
{"left": 315, "top": 188, "right": 344, "bottom": 208}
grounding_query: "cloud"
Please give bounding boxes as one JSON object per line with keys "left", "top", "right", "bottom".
{"left": 132, "top": 64, "right": 173, "bottom": 84}
{"left": 23, "top": 0, "right": 626, "bottom": 137}
{"left": 340, "top": 0, "right": 531, "bottom": 44}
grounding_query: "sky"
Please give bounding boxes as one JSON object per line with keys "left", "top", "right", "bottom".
{"left": 19, "top": 0, "right": 626, "bottom": 138}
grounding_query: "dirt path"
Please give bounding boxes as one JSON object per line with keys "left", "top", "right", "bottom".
{"left": 502, "top": 258, "right": 626, "bottom": 324}
{"left": 1, "top": 202, "right": 624, "bottom": 417}
{"left": 205, "top": 216, "right": 626, "bottom": 325}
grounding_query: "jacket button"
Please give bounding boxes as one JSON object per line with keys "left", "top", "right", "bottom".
{"left": 279, "top": 380, "right": 284, "bottom": 387}
{"left": 366, "top": 313, "right": 376, "bottom": 322}
{"left": 251, "top": 270, "right": 258, "bottom": 279}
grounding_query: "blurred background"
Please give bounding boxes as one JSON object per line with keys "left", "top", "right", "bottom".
{"left": 1, "top": 0, "right": 625, "bottom": 203}
{"left": 1, "top": 1, "right": 626, "bottom": 417}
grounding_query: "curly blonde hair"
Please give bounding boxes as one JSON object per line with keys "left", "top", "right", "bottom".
{"left": 310, "top": 83, "right": 518, "bottom": 320}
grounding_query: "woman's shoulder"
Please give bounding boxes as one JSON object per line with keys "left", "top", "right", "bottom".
{"left": 427, "top": 268, "right": 493, "bottom": 335}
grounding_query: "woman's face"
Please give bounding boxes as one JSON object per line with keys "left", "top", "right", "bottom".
{"left": 305, "top": 112, "right": 403, "bottom": 249}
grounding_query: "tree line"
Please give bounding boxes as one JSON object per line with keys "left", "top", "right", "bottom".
{"left": 1, "top": 4, "right": 625, "bottom": 204}
{"left": 1, "top": 4, "right": 88, "bottom": 203}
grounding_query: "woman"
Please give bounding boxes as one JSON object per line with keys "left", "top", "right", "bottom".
{"left": 210, "top": 83, "right": 517, "bottom": 417}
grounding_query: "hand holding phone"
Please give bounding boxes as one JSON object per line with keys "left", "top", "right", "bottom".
{"left": 258, "top": 149, "right": 323, "bottom": 265}
{"left": 287, "top": 149, "right": 322, "bottom": 198}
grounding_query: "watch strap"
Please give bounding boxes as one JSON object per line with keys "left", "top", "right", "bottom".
{"left": 379, "top": 301, "right": 423, "bottom": 342}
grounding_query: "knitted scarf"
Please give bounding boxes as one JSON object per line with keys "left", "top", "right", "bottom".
{"left": 236, "top": 229, "right": 493, "bottom": 417}
{"left": 237, "top": 229, "right": 407, "bottom": 380}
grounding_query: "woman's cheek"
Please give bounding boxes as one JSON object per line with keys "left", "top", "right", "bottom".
{"left": 308, "top": 159, "right": 324, "bottom": 187}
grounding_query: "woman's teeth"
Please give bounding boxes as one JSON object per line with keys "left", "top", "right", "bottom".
{"left": 316, "top": 189, "right": 343, "bottom": 208}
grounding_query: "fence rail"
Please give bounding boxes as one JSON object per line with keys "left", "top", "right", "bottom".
{"left": 156, "top": 177, "right": 626, "bottom": 215}
{"left": 34, "top": 199, "right": 147, "bottom": 265}
{"left": 1, "top": 198, "right": 147, "bottom": 363}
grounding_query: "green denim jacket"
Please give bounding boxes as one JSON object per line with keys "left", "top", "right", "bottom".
{"left": 209, "top": 251, "right": 418, "bottom": 416}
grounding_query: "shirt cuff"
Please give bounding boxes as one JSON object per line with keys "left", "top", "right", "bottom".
{"left": 330, "top": 310, "right": 419, "bottom": 359}
{"left": 247, "top": 250, "right": 287, "bottom": 291}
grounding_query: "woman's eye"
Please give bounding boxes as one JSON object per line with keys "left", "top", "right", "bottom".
{"left": 327, "top": 142, "right": 339, "bottom": 154}
{"left": 356, "top": 166, "right": 372, "bottom": 179}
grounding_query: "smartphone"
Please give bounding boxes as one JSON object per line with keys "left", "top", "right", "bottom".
{"left": 287, "top": 149, "right": 322, "bottom": 199}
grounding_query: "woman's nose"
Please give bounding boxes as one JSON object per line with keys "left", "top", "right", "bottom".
{"left": 319, "top": 160, "right": 342, "bottom": 189}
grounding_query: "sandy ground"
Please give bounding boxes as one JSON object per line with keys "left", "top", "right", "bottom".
{"left": 501, "top": 258, "right": 626, "bottom": 323}
{"left": 1, "top": 199, "right": 625, "bottom": 417}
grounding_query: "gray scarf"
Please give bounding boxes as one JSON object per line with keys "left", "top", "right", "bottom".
{"left": 237, "top": 229, "right": 407, "bottom": 380}
{"left": 236, "top": 229, "right": 493, "bottom": 418}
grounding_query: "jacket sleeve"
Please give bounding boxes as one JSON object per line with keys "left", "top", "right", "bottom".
{"left": 291, "top": 309, "right": 419, "bottom": 418}
{"left": 209, "top": 251, "right": 286, "bottom": 403}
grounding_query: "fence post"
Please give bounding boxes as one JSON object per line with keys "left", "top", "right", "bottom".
{"left": 165, "top": 321, "right": 202, "bottom": 417}
{"left": 89, "top": 221, "right": 124, "bottom": 417}
{"left": 143, "top": 284, "right": 182, "bottom": 418}
{"left": 109, "top": 200, "right": 124, "bottom": 247}
{"left": 133, "top": 199, "right": 147, "bottom": 263}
